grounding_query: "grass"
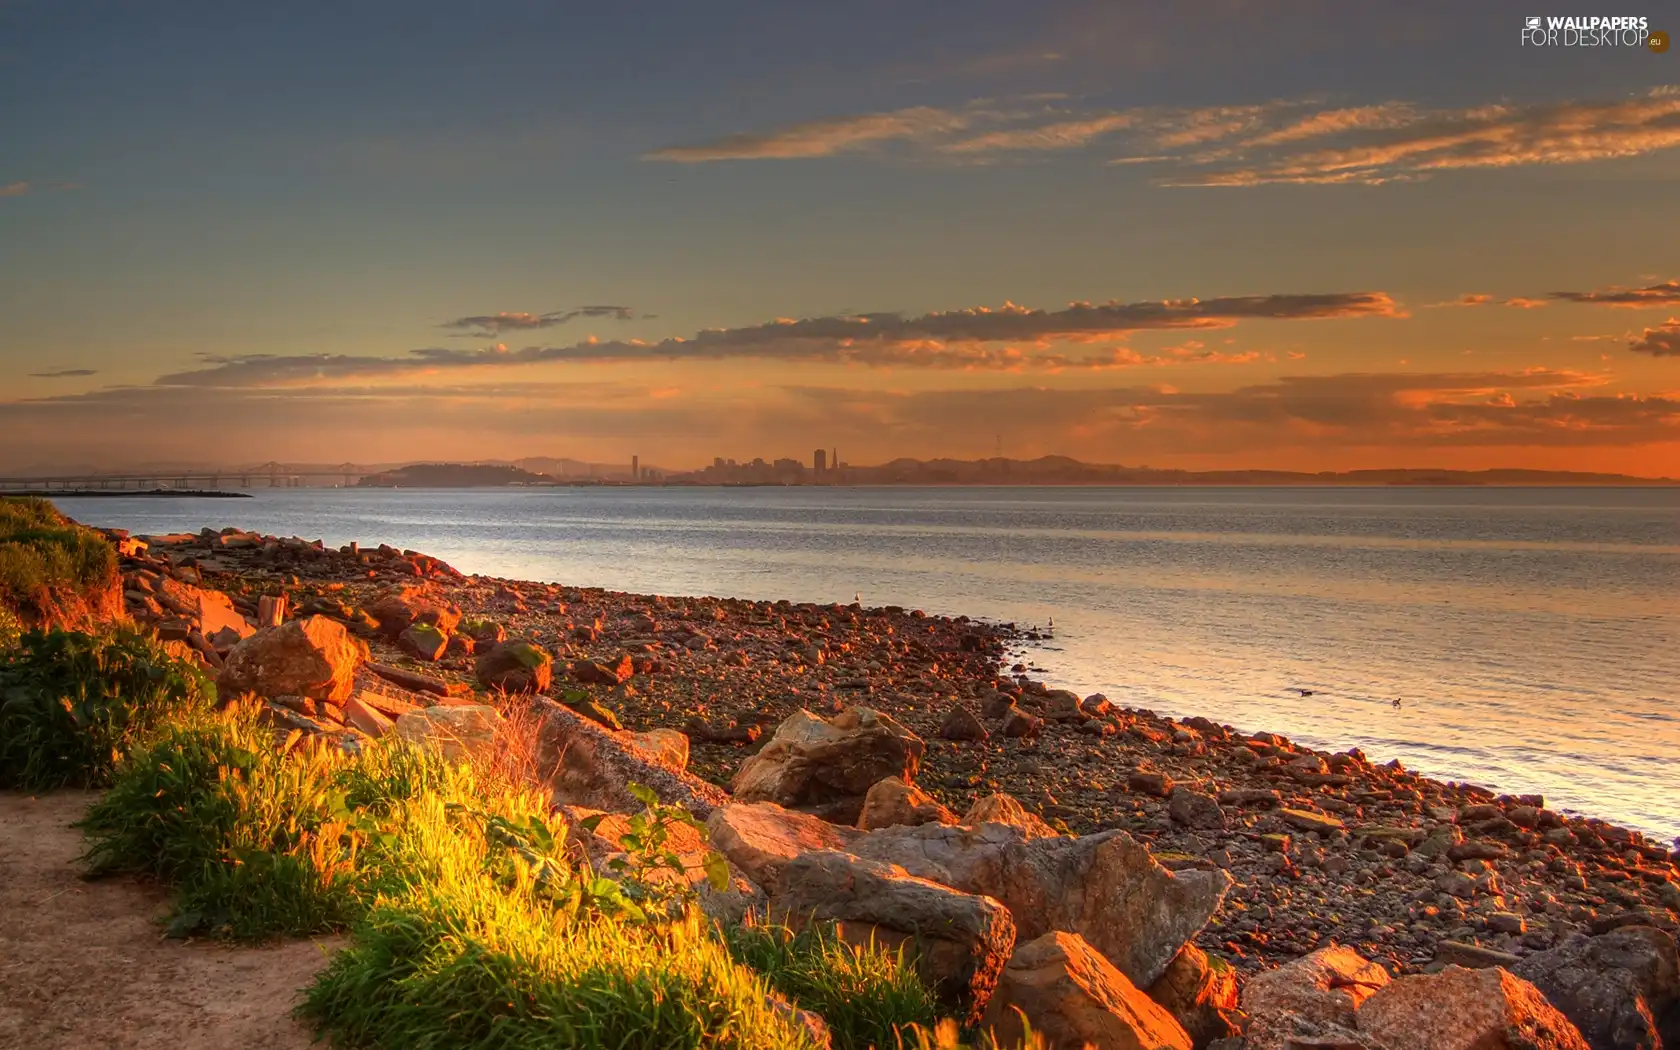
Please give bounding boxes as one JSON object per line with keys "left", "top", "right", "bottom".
{"left": 0, "top": 627, "right": 212, "bottom": 790}
{"left": 0, "top": 497, "right": 119, "bottom": 627}
{"left": 724, "top": 921, "right": 940, "bottom": 1050}
{"left": 9, "top": 624, "right": 1032, "bottom": 1048}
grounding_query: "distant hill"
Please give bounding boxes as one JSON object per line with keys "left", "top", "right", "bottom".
{"left": 355, "top": 463, "right": 555, "bottom": 488}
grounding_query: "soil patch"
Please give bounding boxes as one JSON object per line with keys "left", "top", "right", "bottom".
{"left": 0, "top": 791, "right": 338, "bottom": 1049}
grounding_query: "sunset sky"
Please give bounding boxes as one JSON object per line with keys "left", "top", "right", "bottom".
{"left": 2, "top": 2, "right": 1677, "bottom": 475}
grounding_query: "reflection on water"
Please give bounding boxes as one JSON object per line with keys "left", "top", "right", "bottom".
{"left": 55, "top": 485, "right": 1680, "bottom": 840}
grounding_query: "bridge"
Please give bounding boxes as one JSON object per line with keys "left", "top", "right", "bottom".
{"left": 0, "top": 462, "right": 369, "bottom": 491}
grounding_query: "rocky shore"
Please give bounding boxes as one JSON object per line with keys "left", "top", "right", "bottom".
{"left": 104, "top": 522, "right": 1680, "bottom": 1048}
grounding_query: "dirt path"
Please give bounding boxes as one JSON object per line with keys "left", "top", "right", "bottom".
{"left": 0, "top": 792, "right": 338, "bottom": 1050}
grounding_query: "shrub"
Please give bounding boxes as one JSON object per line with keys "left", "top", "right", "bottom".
{"left": 0, "top": 627, "right": 212, "bottom": 790}
{"left": 0, "top": 497, "right": 119, "bottom": 627}
{"left": 724, "top": 920, "right": 940, "bottom": 1050}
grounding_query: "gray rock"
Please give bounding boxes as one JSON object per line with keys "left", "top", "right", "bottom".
{"left": 1512, "top": 926, "right": 1680, "bottom": 1050}
{"left": 850, "top": 821, "right": 1231, "bottom": 988}
{"left": 1168, "top": 787, "right": 1227, "bottom": 830}
{"left": 732, "top": 707, "right": 925, "bottom": 824}
{"left": 533, "top": 698, "right": 728, "bottom": 818}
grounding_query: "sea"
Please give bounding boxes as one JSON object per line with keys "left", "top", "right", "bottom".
{"left": 49, "top": 485, "right": 1680, "bottom": 842}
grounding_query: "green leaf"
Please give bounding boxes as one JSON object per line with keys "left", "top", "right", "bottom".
{"left": 703, "top": 851, "right": 731, "bottom": 892}
{"left": 627, "top": 782, "right": 658, "bottom": 807}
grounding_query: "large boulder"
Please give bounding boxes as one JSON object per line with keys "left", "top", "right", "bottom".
{"left": 962, "top": 792, "right": 1061, "bottom": 839}
{"left": 774, "top": 849, "right": 1016, "bottom": 1016}
{"left": 532, "top": 698, "right": 728, "bottom": 818}
{"left": 393, "top": 704, "right": 505, "bottom": 762}
{"left": 857, "top": 776, "right": 957, "bottom": 831}
{"left": 1358, "top": 966, "right": 1591, "bottom": 1050}
{"left": 731, "top": 707, "right": 925, "bottom": 824}
{"left": 706, "top": 802, "right": 861, "bottom": 891}
{"left": 1511, "top": 926, "right": 1680, "bottom": 1050}
{"left": 851, "top": 822, "right": 1231, "bottom": 989}
{"left": 980, "top": 931, "right": 1192, "bottom": 1050}
{"left": 1240, "top": 945, "right": 1390, "bottom": 1050}
{"left": 474, "top": 640, "right": 554, "bottom": 694}
{"left": 364, "top": 585, "right": 462, "bottom": 636}
{"left": 216, "top": 615, "right": 364, "bottom": 704}
{"left": 1146, "top": 945, "right": 1241, "bottom": 1048}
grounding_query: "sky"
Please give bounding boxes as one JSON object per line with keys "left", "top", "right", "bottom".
{"left": 2, "top": 1, "right": 1678, "bottom": 475}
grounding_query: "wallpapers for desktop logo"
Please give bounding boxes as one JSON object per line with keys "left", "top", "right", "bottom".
{"left": 1521, "top": 15, "right": 1667, "bottom": 50}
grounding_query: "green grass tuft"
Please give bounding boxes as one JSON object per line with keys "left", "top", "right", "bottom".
{"left": 0, "top": 627, "right": 212, "bottom": 790}
{"left": 724, "top": 921, "right": 940, "bottom": 1050}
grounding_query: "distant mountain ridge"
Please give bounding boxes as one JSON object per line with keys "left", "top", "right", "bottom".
{"left": 2, "top": 454, "right": 1671, "bottom": 486}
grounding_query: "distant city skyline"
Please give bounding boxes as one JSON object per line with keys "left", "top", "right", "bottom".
{"left": 2, "top": 3, "right": 1677, "bottom": 475}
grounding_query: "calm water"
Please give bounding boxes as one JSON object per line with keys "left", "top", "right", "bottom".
{"left": 53, "top": 486, "right": 1680, "bottom": 841}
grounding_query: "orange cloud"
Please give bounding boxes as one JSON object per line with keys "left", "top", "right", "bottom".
{"left": 1630, "top": 320, "right": 1680, "bottom": 357}
{"left": 1548, "top": 279, "right": 1680, "bottom": 308}
{"left": 644, "top": 106, "right": 980, "bottom": 161}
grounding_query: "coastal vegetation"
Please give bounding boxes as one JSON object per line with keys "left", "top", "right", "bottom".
{"left": 0, "top": 612, "right": 990, "bottom": 1045}
{"left": 0, "top": 496, "right": 120, "bottom": 631}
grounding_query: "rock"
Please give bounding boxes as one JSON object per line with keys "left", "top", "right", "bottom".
{"left": 858, "top": 776, "right": 958, "bottom": 831}
{"left": 1358, "top": 966, "right": 1592, "bottom": 1050}
{"left": 1512, "top": 926, "right": 1680, "bottom": 1050}
{"left": 774, "top": 849, "right": 1015, "bottom": 1016}
{"left": 939, "top": 705, "right": 990, "bottom": 742}
{"left": 766, "top": 996, "right": 831, "bottom": 1049}
{"left": 706, "top": 802, "right": 861, "bottom": 891}
{"left": 397, "top": 623, "right": 449, "bottom": 661}
{"left": 460, "top": 617, "right": 506, "bottom": 652}
{"left": 216, "top": 615, "right": 364, "bottom": 704}
{"left": 1146, "top": 945, "right": 1241, "bottom": 1048}
{"left": 365, "top": 661, "right": 457, "bottom": 697}
{"left": 532, "top": 698, "right": 729, "bottom": 819}
{"left": 258, "top": 701, "right": 340, "bottom": 736}
{"left": 1129, "top": 771, "right": 1175, "bottom": 798}
{"left": 573, "top": 656, "right": 632, "bottom": 686}
{"left": 981, "top": 931, "right": 1192, "bottom": 1050}
{"left": 474, "top": 640, "right": 554, "bottom": 694}
{"left": 1001, "top": 706, "right": 1043, "bottom": 738}
{"left": 198, "top": 595, "right": 255, "bottom": 648}
{"left": 1280, "top": 808, "right": 1345, "bottom": 835}
{"left": 393, "top": 704, "right": 504, "bottom": 762}
{"left": 1434, "top": 941, "right": 1522, "bottom": 969}
{"left": 626, "top": 728, "right": 690, "bottom": 773}
{"left": 364, "top": 585, "right": 462, "bottom": 636}
{"left": 1241, "top": 945, "right": 1390, "bottom": 1050}
{"left": 962, "top": 793, "right": 1061, "bottom": 839}
{"left": 564, "top": 696, "right": 624, "bottom": 732}
{"left": 851, "top": 822, "right": 1231, "bottom": 988}
{"left": 343, "top": 693, "right": 395, "bottom": 738}
{"left": 348, "top": 688, "right": 420, "bottom": 721}
{"left": 731, "top": 707, "right": 925, "bottom": 824}
{"left": 1489, "top": 912, "right": 1528, "bottom": 936}
{"left": 1168, "top": 787, "right": 1227, "bottom": 830}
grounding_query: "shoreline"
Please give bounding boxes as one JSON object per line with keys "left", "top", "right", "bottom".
{"left": 104, "top": 521, "right": 1680, "bottom": 977}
